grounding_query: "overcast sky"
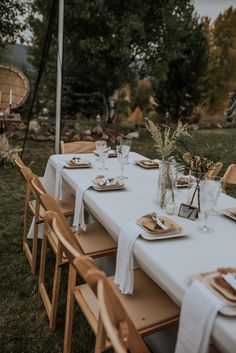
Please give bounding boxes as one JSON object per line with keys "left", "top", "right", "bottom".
{"left": 193, "top": 0, "right": 236, "bottom": 21}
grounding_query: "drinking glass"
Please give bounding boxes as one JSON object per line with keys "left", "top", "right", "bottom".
{"left": 95, "top": 140, "right": 107, "bottom": 166}
{"left": 120, "top": 139, "right": 131, "bottom": 163}
{"left": 197, "top": 177, "right": 222, "bottom": 234}
{"left": 99, "top": 147, "right": 110, "bottom": 170}
{"left": 116, "top": 145, "right": 129, "bottom": 179}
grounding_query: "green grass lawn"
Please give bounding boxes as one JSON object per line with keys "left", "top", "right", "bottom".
{"left": 0, "top": 128, "right": 235, "bottom": 353}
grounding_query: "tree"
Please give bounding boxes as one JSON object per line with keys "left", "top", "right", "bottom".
{"left": 205, "top": 7, "right": 236, "bottom": 115}
{"left": 0, "top": 0, "right": 28, "bottom": 47}
{"left": 146, "top": 2, "right": 209, "bottom": 122}
{"left": 28, "top": 0, "right": 209, "bottom": 123}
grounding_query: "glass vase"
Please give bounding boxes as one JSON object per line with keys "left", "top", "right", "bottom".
{"left": 157, "top": 160, "right": 177, "bottom": 209}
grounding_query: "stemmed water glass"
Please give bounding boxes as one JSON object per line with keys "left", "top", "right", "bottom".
{"left": 116, "top": 145, "right": 129, "bottom": 179}
{"left": 197, "top": 177, "right": 222, "bottom": 234}
{"left": 120, "top": 139, "right": 131, "bottom": 163}
{"left": 99, "top": 147, "right": 111, "bottom": 170}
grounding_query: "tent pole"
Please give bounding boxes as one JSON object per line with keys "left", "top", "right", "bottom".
{"left": 55, "top": 0, "right": 64, "bottom": 153}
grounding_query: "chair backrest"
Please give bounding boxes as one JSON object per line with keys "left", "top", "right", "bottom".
{"left": 60, "top": 140, "right": 96, "bottom": 154}
{"left": 73, "top": 256, "right": 151, "bottom": 353}
{"left": 31, "top": 175, "right": 47, "bottom": 200}
{"left": 222, "top": 164, "right": 236, "bottom": 192}
{"left": 20, "top": 166, "right": 38, "bottom": 193}
{"left": 41, "top": 196, "right": 82, "bottom": 261}
{"left": 11, "top": 153, "right": 25, "bottom": 168}
{"left": 205, "top": 162, "right": 223, "bottom": 179}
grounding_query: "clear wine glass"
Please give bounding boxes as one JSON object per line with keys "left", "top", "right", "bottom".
{"left": 197, "top": 177, "right": 222, "bottom": 234}
{"left": 116, "top": 145, "right": 129, "bottom": 179}
{"left": 99, "top": 147, "right": 110, "bottom": 170}
{"left": 120, "top": 139, "right": 131, "bottom": 163}
{"left": 95, "top": 140, "right": 107, "bottom": 162}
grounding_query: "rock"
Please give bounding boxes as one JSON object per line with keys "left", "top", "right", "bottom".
{"left": 216, "top": 123, "right": 223, "bottom": 128}
{"left": 101, "top": 134, "right": 109, "bottom": 141}
{"left": 74, "top": 122, "right": 80, "bottom": 132}
{"left": 116, "top": 135, "right": 123, "bottom": 143}
{"left": 108, "top": 135, "right": 116, "bottom": 144}
{"left": 191, "top": 124, "right": 199, "bottom": 130}
{"left": 84, "top": 129, "right": 92, "bottom": 135}
{"left": 125, "top": 131, "right": 139, "bottom": 139}
{"left": 71, "top": 134, "right": 81, "bottom": 142}
{"left": 29, "top": 120, "right": 41, "bottom": 134}
{"left": 17, "top": 122, "right": 27, "bottom": 131}
{"left": 36, "top": 135, "right": 49, "bottom": 141}
{"left": 83, "top": 135, "right": 94, "bottom": 141}
{"left": 92, "top": 125, "right": 103, "bottom": 135}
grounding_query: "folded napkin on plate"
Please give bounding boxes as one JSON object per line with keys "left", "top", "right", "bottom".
{"left": 95, "top": 177, "right": 123, "bottom": 188}
{"left": 114, "top": 221, "right": 141, "bottom": 294}
{"left": 175, "top": 280, "right": 223, "bottom": 353}
{"left": 67, "top": 159, "right": 90, "bottom": 166}
{"left": 138, "top": 214, "right": 178, "bottom": 234}
{"left": 72, "top": 180, "right": 92, "bottom": 231}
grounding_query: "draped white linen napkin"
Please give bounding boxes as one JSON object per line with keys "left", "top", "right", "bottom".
{"left": 54, "top": 161, "right": 65, "bottom": 199}
{"left": 72, "top": 180, "right": 92, "bottom": 231}
{"left": 114, "top": 221, "right": 141, "bottom": 294}
{"left": 175, "top": 280, "right": 223, "bottom": 353}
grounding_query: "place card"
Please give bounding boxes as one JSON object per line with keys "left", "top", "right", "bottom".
{"left": 178, "top": 203, "right": 198, "bottom": 220}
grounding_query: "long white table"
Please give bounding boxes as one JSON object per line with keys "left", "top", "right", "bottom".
{"left": 44, "top": 152, "right": 236, "bottom": 353}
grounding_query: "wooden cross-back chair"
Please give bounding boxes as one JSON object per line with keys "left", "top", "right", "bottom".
{"left": 95, "top": 271, "right": 151, "bottom": 353}
{"left": 222, "top": 164, "right": 236, "bottom": 193}
{"left": 60, "top": 140, "right": 96, "bottom": 154}
{"left": 11, "top": 153, "right": 25, "bottom": 168}
{"left": 20, "top": 167, "right": 75, "bottom": 274}
{"left": 48, "top": 211, "right": 179, "bottom": 353}
{"left": 205, "top": 162, "right": 223, "bottom": 179}
{"left": 38, "top": 194, "right": 117, "bottom": 331}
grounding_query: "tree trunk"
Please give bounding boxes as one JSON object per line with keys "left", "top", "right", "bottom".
{"left": 102, "top": 94, "right": 112, "bottom": 124}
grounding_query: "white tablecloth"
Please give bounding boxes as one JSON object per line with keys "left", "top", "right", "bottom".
{"left": 43, "top": 152, "right": 236, "bottom": 353}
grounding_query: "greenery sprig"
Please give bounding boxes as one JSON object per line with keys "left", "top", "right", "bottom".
{"left": 171, "top": 134, "right": 232, "bottom": 174}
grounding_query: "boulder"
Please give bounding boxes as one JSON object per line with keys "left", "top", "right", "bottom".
{"left": 83, "top": 135, "right": 94, "bottom": 141}
{"left": 84, "top": 129, "right": 92, "bottom": 135}
{"left": 125, "top": 131, "right": 139, "bottom": 139}
{"left": 71, "top": 134, "right": 81, "bottom": 142}
{"left": 29, "top": 120, "right": 40, "bottom": 134}
{"left": 92, "top": 125, "right": 103, "bottom": 135}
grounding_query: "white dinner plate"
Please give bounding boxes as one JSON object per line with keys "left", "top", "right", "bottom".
{"left": 220, "top": 208, "right": 236, "bottom": 222}
{"left": 203, "top": 273, "right": 236, "bottom": 316}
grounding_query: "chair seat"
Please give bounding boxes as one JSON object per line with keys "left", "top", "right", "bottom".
{"left": 75, "top": 269, "right": 179, "bottom": 335}
{"left": 30, "top": 195, "right": 75, "bottom": 219}
{"left": 78, "top": 223, "right": 117, "bottom": 257}
{"left": 58, "top": 194, "right": 75, "bottom": 216}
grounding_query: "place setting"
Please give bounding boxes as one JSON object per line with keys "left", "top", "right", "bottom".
{"left": 64, "top": 156, "right": 92, "bottom": 169}
{"left": 92, "top": 175, "right": 126, "bottom": 191}
{"left": 134, "top": 159, "right": 160, "bottom": 169}
{"left": 220, "top": 207, "right": 236, "bottom": 221}
{"left": 136, "top": 212, "right": 187, "bottom": 240}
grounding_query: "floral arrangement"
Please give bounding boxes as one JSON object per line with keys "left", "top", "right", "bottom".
{"left": 172, "top": 134, "right": 231, "bottom": 174}
{"left": 0, "top": 134, "right": 22, "bottom": 167}
{"left": 146, "top": 119, "right": 188, "bottom": 208}
{"left": 145, "top": 118, "right": 188, "bottom": 161}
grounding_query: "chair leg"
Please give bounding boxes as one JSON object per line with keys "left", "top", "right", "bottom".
{"left": 23, "top": 185, "right": 30, "bottom": 251}
{"left": 39, "top": 230, "right": 63, "bottom": 332}
{"left": 64, "top": 264, "right": 76, "bottom": 353}
{"left": 31, "top": 204, "right": 40, "bottom": 274}
{"left": 23, "top": 186, "right": 35, "bottom": 269}
{"left": 94, "top": 314, "right": 107, "bottom": 353}
{"left": 50, "top": 247, "right": 63, "bottom": 331}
